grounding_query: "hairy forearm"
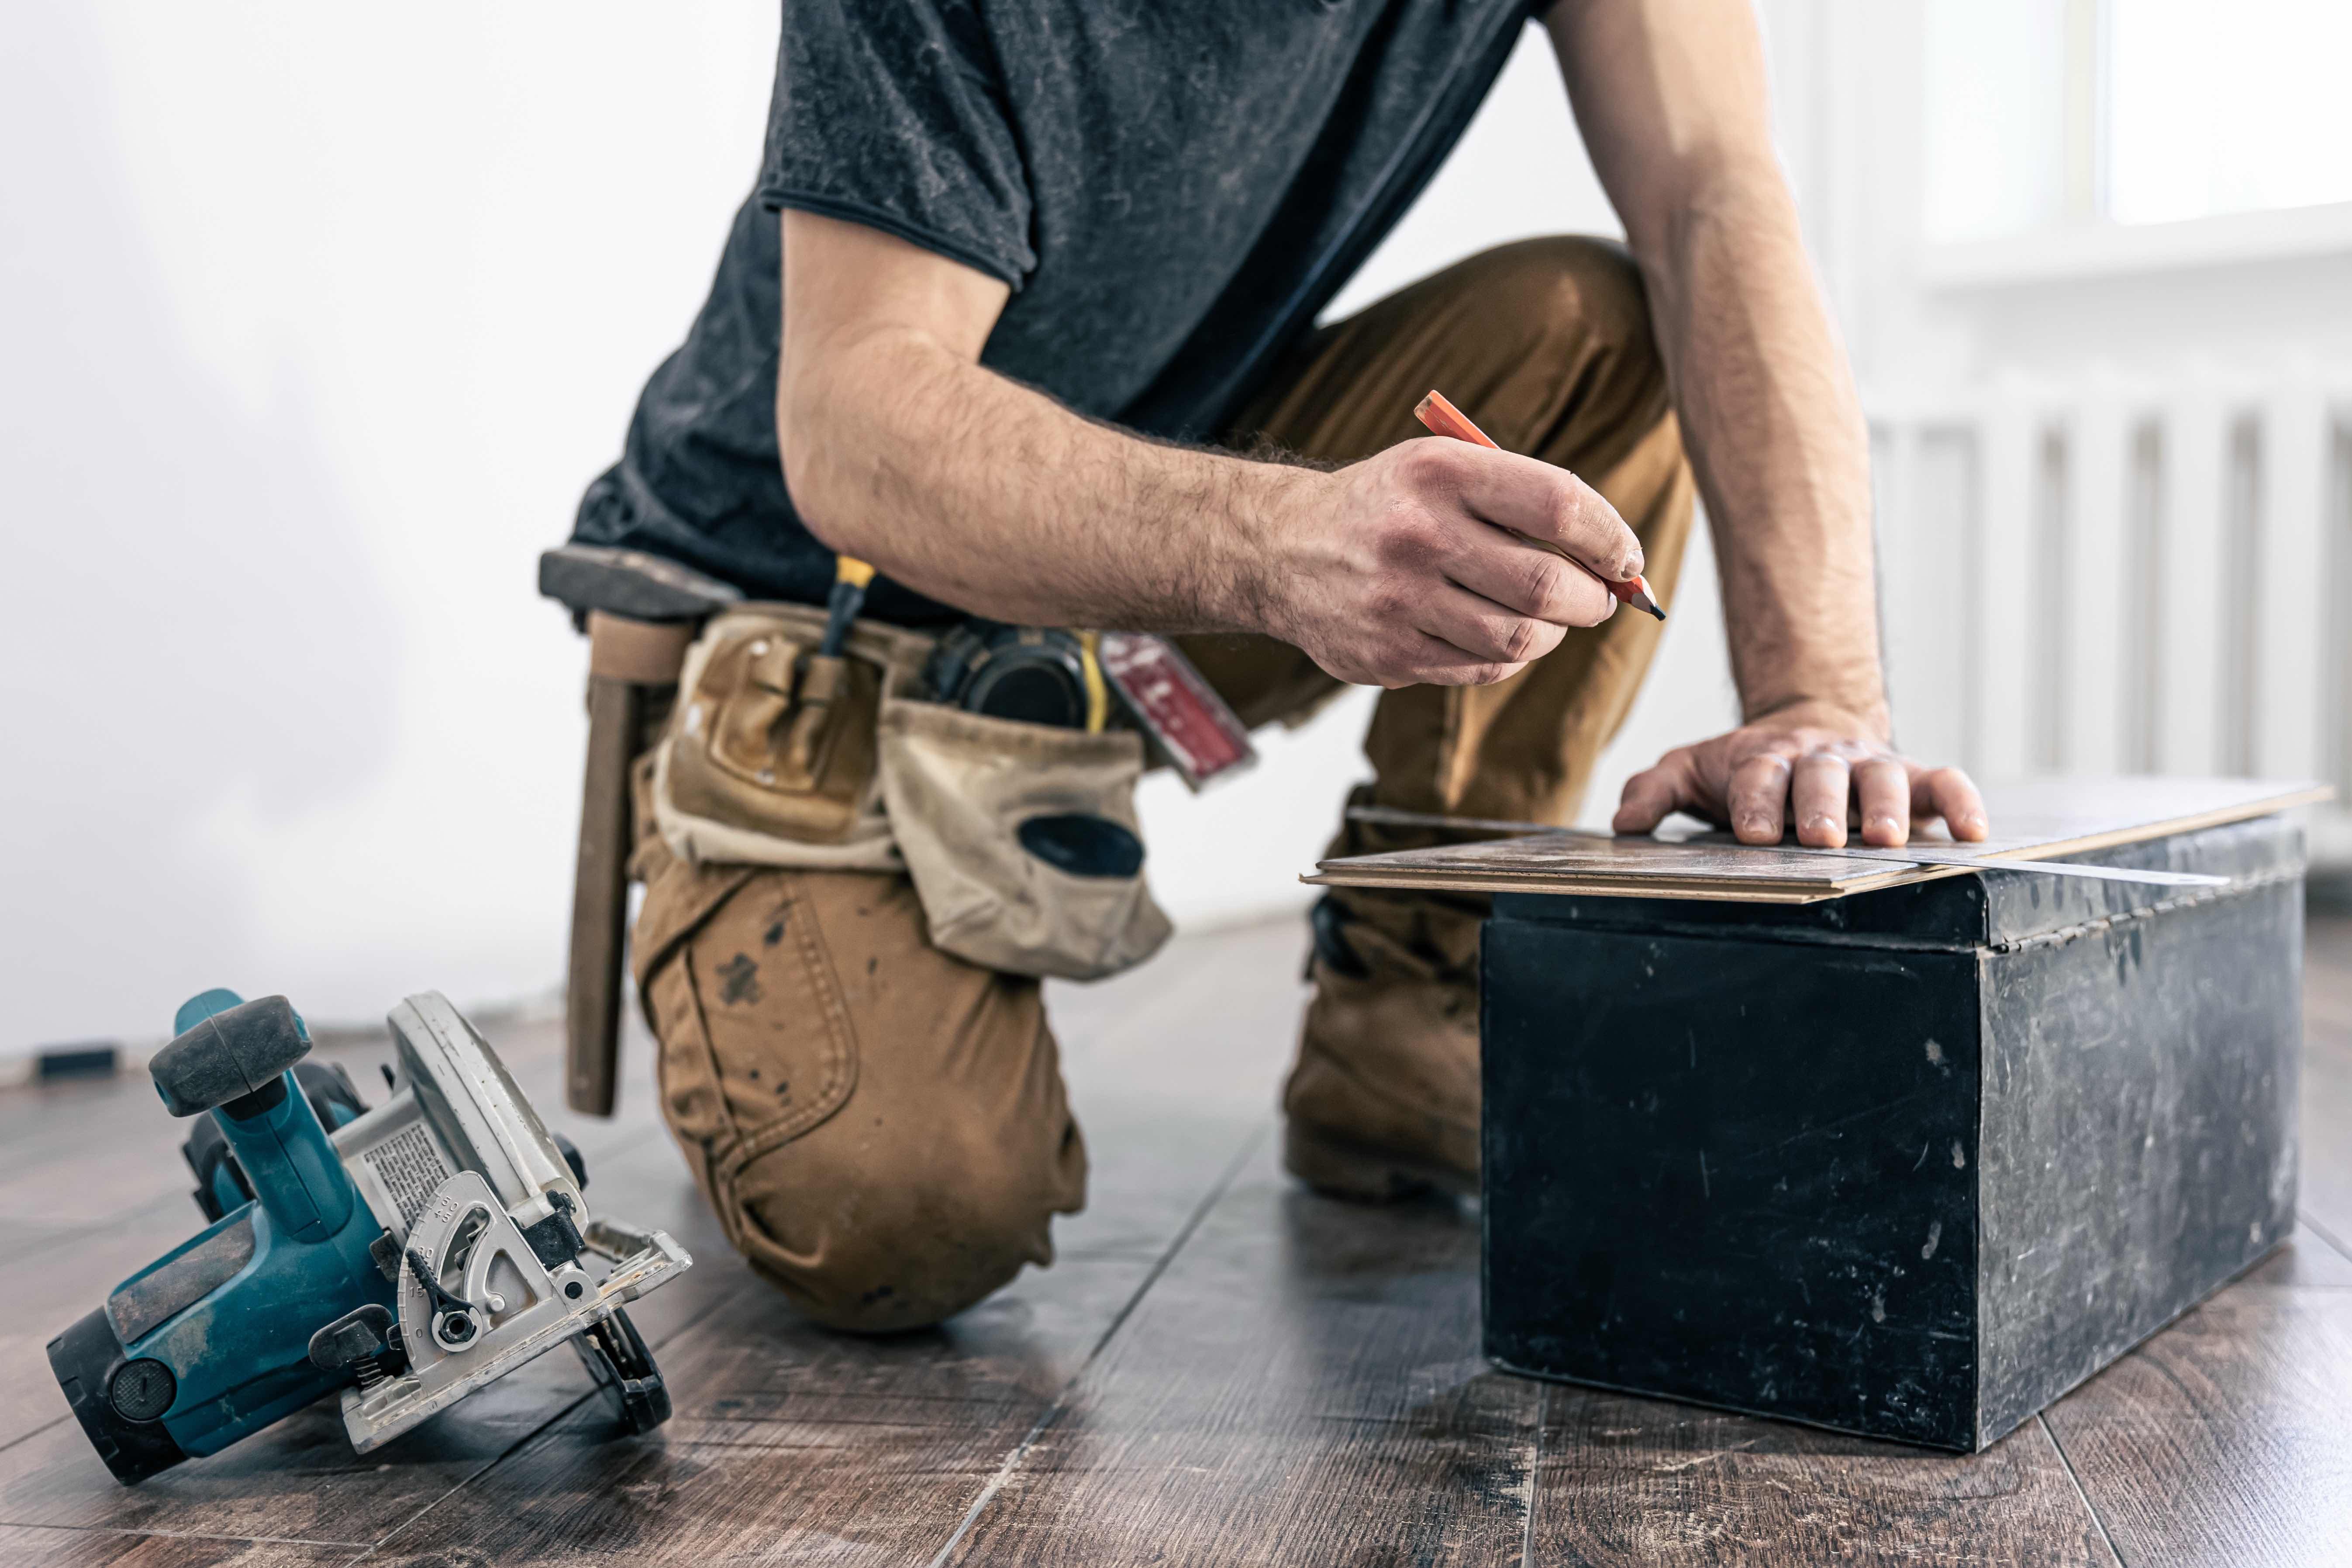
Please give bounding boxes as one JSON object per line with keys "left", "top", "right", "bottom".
{"left": 1640, "top": 169, "right": 1888, "bottom": 732}
{"left": 779, "top": 210, "right": 1645, "bottom": 688}
{"left": 783, "top": 325, "right": 1304, "bottom": 632}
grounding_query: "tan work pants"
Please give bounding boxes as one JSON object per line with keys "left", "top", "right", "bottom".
{"left": 630, "top": 237, "right": 1693, "bottom": 1330}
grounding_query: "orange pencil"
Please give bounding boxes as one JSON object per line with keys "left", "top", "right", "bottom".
{"left": 1414, "top": 389, "right": 1666, "bottom": 621}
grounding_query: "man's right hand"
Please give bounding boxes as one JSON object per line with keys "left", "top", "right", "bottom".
{"left": 1259, "top": 438, "right": 1644, "bottom": 689}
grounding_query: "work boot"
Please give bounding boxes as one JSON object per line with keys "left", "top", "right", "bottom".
{"left": 1282, "top": 803, "right": 1490, "bottom": 1201}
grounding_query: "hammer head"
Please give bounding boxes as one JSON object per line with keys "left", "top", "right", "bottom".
{"left": 538, "top": 544, "right": 740, "bottom": 626}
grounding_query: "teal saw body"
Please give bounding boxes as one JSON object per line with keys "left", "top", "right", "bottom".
{"left": 47, "top": 988, "right": 691, "bottom": 1485}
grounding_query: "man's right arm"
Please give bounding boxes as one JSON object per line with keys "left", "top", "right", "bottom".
{"left": 776, "top": 210, "right": 1642, "bottom": 690}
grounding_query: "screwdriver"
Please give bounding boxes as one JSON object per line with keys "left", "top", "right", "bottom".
{"left": 817, "top": 555, "right": 874, "bottom": 657}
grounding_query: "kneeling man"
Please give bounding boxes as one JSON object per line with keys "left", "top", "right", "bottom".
{"left": 569, "top": 0, "right": 1986, "bottom": 1330}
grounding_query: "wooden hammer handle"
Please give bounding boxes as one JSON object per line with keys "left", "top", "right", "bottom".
{"left": 566, "top": 613, "right": 693, "bottom": 1117}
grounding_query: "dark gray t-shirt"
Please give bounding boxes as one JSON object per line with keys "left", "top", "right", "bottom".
{"left": 574, "top": 0, "right": 1536, "bottom": 623}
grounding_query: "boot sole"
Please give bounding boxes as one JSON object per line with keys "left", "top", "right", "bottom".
{"left": 1283, "top": 1120, "right": 1478, "bottom": 1204}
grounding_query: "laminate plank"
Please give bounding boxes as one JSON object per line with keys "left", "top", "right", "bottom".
{"left": 2039, "top": 1231, "right": 2352, "bottom": 1568}
{"left": 940, "top": 1137, "right": 1538, "bottom": 1568}
{"left": 354, "top": 1251, "right": 1181, "bottom": 1566}
{"left": 1525, "top": 1386, "right": 2114, "bottom": 1567}
{"left": 1312, "top": 779, "right": 2327, "bottom": 901}
{"left": 1047, "top": 922, "right": 1307, "bottom": 1264}
{"left": 1047, "top": 917, "right": 1307, "bottom": 1120}
{"left": 2300, "top": 1024, "right": 2352, "bottom": 1257}
{"left": 0, "top": 1133, "right": 740, "bottom": 1547}
{"left": 2299, "top": 911, "right": 2352, "bottom": 1250}
{"left": 0, "top": 1525, "right": 345, "bottom": 1567}
{"left": 357, "top": 1101, "right": 1262, "bottom": 1567}
{"left": 2307, "top": 910, "right": 2352, "bottom": 1033}
{"left": 0, "top": 1077, "right": 193, "bottom": 1237}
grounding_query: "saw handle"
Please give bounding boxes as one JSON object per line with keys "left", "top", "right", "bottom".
{"left": 151, "top": 995, "right": 309, "bottom": 1118}
{"left": 152, "top": 991, "right": 356, "bottom": 1244}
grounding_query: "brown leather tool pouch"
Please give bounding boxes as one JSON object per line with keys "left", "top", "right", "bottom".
{"left": 652, "top": 607, "right": 936, "bottom": 872}
{"left": 667, "top": 624, "right": 880, "bottom": 844}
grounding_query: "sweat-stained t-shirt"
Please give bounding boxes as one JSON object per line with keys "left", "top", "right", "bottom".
{"left": 572, "top": 0, "right": 1543, "bottom": 625}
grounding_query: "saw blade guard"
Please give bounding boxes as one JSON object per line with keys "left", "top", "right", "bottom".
{"left": 344, "top": 1164, "right": 689, "bottom": 1452}
{"left": 322, "top": 996, "right": 693, "bottom": 1454}
{"left": 386, "top": 992, "right": 582, "bottom": 1234}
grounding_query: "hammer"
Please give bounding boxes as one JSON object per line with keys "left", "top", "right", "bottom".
{"left": 539, "top": 544, "right": 740, "bottom": 1115}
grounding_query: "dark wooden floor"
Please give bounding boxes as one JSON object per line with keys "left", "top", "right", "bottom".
{"left": 2, "top": 908, "right": 2348, "bottom": 1566}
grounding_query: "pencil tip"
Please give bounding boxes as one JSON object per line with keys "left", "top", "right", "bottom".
{"left": 1621, "top": 582, "right": 1666, "bottom": 621}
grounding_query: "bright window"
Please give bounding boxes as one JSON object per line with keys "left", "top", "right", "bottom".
{"left": 1923, "top": 0, "right": 2352, "bottom": 242}
{"left": 2107, "top": 0, "right": 2352, "bottom": 224}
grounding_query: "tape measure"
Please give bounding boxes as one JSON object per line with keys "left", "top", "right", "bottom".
{"left": 921, "top": 621, "right": 1109, "bottom": 732}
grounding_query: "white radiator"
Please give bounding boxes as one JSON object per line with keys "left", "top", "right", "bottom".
{"left": 1869, "top": 368, "right": 2352, "bottom": 866}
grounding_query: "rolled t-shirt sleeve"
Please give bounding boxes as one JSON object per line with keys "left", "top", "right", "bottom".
{"left": 758, "top": 0, "right": 1036, "bottom": 288}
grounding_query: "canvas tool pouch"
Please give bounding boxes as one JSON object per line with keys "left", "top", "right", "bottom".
{"left": 652, "top": 604, "right": 1172, "bottom": 982}
{"left": 876, "top": 700, "right": 1171, "bottom": 981}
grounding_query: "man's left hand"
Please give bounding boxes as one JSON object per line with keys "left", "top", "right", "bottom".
{"left": 1612, "top": 700, "right": 1989, "bottom": 848}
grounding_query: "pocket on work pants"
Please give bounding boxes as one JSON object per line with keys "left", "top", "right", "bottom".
{"left": 877, "top": 698, "right": 1173, "bottom": 982}
{"left": 630, "top": 858, "right": 861, "bottom": 1231}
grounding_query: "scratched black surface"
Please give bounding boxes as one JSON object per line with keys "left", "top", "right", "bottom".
{"left": 1483, "top": 921, "right": 1986, "bottom": 1447}
{"left": 1485, "top": 816, "right": 2306, "bottom": 1452}
{"left": 1974, "top": 877, "right": 2301, "bottom": 1440}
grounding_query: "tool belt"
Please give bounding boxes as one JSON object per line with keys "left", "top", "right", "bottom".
{"left": 538, "top": 546, "right": 1176, "bottom": 1116}
{"left": 653, "top": 603, "right": 1171, "bottom": 979}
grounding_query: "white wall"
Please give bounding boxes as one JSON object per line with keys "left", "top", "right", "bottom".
{"left": 0, "top": 11, "right": 1739, "bottom": 1050}
{"left": 2, "top": 2, "right": 780, "bottom": 1048}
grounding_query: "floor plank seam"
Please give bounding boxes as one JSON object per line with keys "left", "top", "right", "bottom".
{"left": 2298, "top": 1209, "right": 2352, "bottom": 1265}
{"left": 921, "top": 1118, "right": 1269, "bottom": 1568}
{"left": 356, "top": 1274, "right": 765, "bottom": 1558}
{"left": 2038, "top": 1412, "right": 2127, "bottom": 1568}
{"left": 1519, "top": 1381, "right": 1546, "bottom": 1568}
{"left": 0, "top": 1519, "right": 374, "bottom": 1549}
{"left": 0, "top": 1413, "right": 68, "bottom": 1461}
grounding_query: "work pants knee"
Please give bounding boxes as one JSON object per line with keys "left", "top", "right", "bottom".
{"left": 630, "top": 851, "right": 1087, "bottom": 1332}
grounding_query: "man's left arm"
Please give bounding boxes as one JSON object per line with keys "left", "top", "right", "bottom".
{"left": 1543, "top": 0, "right": 1986, "bottom": 849}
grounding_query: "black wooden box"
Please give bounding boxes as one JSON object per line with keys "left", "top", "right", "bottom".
{"left": 1480, "top": 816, "right": 2304, "bottom": 1451}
